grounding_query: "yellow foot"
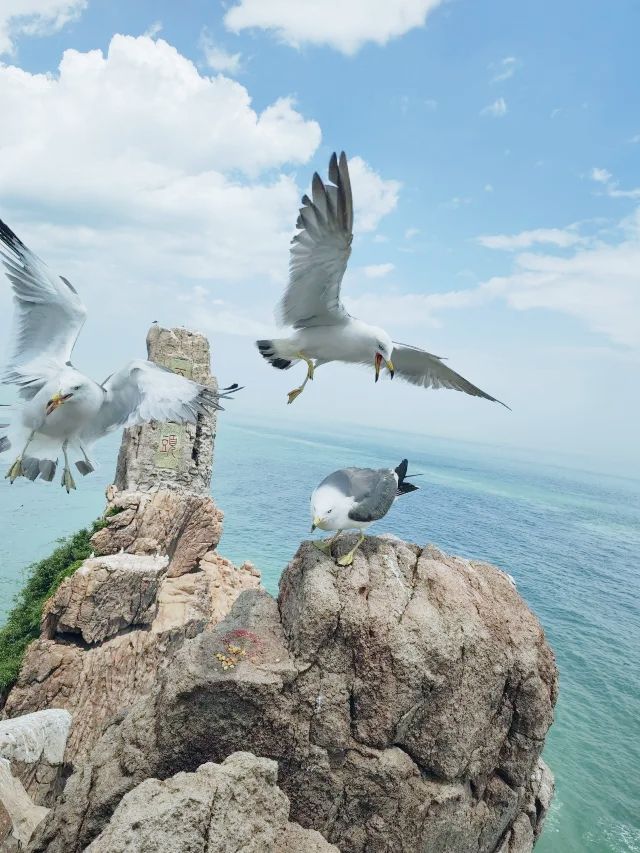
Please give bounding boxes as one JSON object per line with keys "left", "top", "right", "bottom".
{"left": 5, "top": 458, "right": 23, "bottom": 483}
{"left": 307, "top": 363, "right": 315, "bottom": 381}
{"left": 336, "top": 551, "right": 355, "bottom": 567}
{"left": 287, "top": 387, "right": 304, "bottom": 405}
{"left": 61, "top": 468, "right": 77, "bottom": 493}
{"left": 313, "top": 540, "right": 333, "bottom": 554}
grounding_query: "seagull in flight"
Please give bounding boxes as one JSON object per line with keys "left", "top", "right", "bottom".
{"left": 0, "top": 218, "right": 239, "bottom": 493}
{"left": 257, "top": 152, "right": 508, "bottom": 408}
{"left": 311, "top": 459, "right": 419, "bottom": 566}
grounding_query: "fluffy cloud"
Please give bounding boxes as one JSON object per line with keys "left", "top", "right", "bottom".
{"left": 481, "top": 97, "right": 507, "bottom": 118}
{"left": 224, "top": 0, "right": 444, "bottom": 55}
{"left": 200, "top": 29, "right": 242, "bottom": 74}
{"left": 477, "top": 228, "right": 583, "bottom": 250}
{"left": 0, "top": 0, "right": 86, "bottom": 55}
{"left": 348, "top": 156, "right": 400, "bottom": 232}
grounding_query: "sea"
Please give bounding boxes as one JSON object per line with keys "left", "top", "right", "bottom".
{"left": 1, "top": 417, "right": 639, "bottom": 853}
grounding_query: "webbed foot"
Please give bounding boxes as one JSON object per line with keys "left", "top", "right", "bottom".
{"left": 287, "top": 387, "right": 304, "bottom": 405}
{"left": 5, "top": 457, "right": 23, "bottom": 483}
{"left": 75, "top": 460, "right": 95, "bottom": 476}
{"left": 336, "top": 551, "right": 355, "bottom": 567}
{"left": 61, "top": 467, "right": 77, "bottom": 493}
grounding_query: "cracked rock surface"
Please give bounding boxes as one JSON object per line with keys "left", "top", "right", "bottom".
{"left": 27, "top": 538, "right": 558, "bottom": 853}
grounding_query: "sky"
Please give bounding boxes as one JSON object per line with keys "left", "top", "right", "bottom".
{"left": 0, "top": 0, "right": 638, "bottom": 474}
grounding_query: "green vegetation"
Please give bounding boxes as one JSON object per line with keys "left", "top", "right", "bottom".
{"left": 0, "top": 518, "right": 108, "bottom": 697}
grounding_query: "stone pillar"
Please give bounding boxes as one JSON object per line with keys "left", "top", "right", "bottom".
{"left": 114, "top": 326, "right": 218, "bottom": 496}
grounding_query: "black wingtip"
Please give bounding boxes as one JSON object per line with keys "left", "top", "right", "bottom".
{"left": 395, "top": 458, "right": 420, "bottom": 495}
{"left": 0, "top": 217, "right": 25, "bottom": 251}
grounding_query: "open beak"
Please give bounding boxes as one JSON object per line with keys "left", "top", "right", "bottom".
{"left": 374, "top": 354, "right": 394, "bottom": 382}
{"left": 45, "top": 392, "right": 72, "bottom": 417}
{"left": 374, "top": 353, "right": 383, "bottom": 382}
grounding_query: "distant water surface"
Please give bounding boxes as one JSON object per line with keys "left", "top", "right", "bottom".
{"left": 1, "top": 418, "right": 639, "bottom": 853}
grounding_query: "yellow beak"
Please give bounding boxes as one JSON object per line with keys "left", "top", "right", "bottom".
{"left": 386, "top": 359, "right": 395, "bottom": 379}
{"left": 45, "top": 392, "right": 71, "bottom": 416}
{"left": 311, "top": 516, "right": 321, "bottom": 532}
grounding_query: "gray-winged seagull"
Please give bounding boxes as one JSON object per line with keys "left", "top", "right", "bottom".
{"left": 0, "top": 218, "right": 240, "bottom": 493}
{"left": 310, "top": 459, "right": 419, "bottom": 566}
{"left": 257, "top": 151, "right": 508, "bottom": 408}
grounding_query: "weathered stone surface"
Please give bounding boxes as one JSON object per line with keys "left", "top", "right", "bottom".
{"left": 91, "top": 489, "right": 223, "bottom": 576}
{"left": 84, "top": 752, "right": 338, "bottom": 853}
{"left": 4, "top": 552, "right": 261, "bottom": 765}
{"left": 0, "top": 710, "right": 71, "bottom": 850}
{"left": 115, "top": 326, "right": 218, "bottom": 496}
{"left": 41, "top": 554, "right": 167, "bottom": 644}
{"left": 28, "top": 539, "right": 557, "bottom": 853}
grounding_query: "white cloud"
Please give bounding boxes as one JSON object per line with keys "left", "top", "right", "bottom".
{"left": 404, "top": 227, "right": 420, "bottom": 240}
{"left": 362, "top": 263, "right": 395, "bottom": 278}
{"left": 224, "top": 0, "right": 444, "bottom": 55}
{"left": 484, "top": 183, "right": 494, "bottom": 192}
{"left": 481, "top": 97, "right": 507, "bottom": 118}
{"left": 490, "top": 56, "right": 519, "bottom": 83}
{"left": 629, "top": 134, "right": 640, "bottom": 144}
{"left": 590, "top": 166, "right": 640, "bottom": 200}
{"left": 200, "top": 29, "right": 242, "bottom": 74}
{"left": 477, "top": 228, "right": 583, "bottom": 250}
{"left": 0, "top": 33, "right": 325, "bottom": 355}
{"left": 591, "top": 167, "right": 612, "bottom": 184}
{"left": 0, "top": 0, "right": 86, "bottom": 55}
{"left": 447, "top": 196, "right": 472, "bottom": 209}
{"left": 142, "top": 21, "right": 163, "bottom": 38}
{"left": 348, "top": 156, "right": 400, "bottom": 232}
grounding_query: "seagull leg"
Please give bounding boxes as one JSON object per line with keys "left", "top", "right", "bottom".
{"left": 75, "top": 443, "right": 95, "bottom": 476}
{"left": 5, "top": 431, "right": 35, "bottom": 484}
{"left": 313, "top": 531, "right": 341, "bottom": 555}
{"left": 61, "top": 440, "right": 76, "bottom": 493}
{"left": 287, "top": 353, "right": 315, "bottom": 405}
{"left": 336, "top": 531, "right": 365, "bottom": 567}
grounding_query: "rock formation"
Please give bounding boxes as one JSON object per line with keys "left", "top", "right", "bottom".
{"left": 84, "top": 752, "right": 338, "bottom": 853}
{"left": 27, "top": 539, "right": 558, "bottom": 853}
{"left": 0, "top": 327, "right": 558, "bottom": 852}
{"left": 0, "top": 710, "right": 71, "bottom": 850}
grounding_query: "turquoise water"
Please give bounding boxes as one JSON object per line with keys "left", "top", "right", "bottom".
{"left": 1, "top": 418, "right": 639, "bottom": 852}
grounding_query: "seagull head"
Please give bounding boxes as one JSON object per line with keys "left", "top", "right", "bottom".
{"left": 310, "top": 484, "right": 352, "bottom": 532}
{"left": 45, "top": 378, "right": 90, "bottom": 416}
{"left": 372, "top": 328, "right": 395, "bottom": 382}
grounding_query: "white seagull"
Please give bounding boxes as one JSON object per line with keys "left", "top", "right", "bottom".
{"left": 310, "top": 459, "right": 420, "bottom": 566}
{"left": 0, "top": 218, "right": 239, "bottom": 493}
{"left": 257, "top": 151, "right": 508, "bottom": 408}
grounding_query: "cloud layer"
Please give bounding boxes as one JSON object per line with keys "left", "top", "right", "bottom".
{"left": 0, "top": 0, "right": 86, "bottom": 55}
{"left": 224, "top": 0, "right": 444, "bottom": 55}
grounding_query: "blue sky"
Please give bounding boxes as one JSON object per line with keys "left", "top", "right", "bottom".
{"left": 0, "top": 0, "right": 639, "bottom": 473}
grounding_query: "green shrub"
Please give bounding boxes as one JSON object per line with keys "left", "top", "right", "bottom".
{"left": 0, "top": 518, "right": 108, "bottom": 697}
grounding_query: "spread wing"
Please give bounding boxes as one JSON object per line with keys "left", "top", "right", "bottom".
{"left": 0, "top": 218, "right": 86, "bottom": 395}
{"left": 278, "top": 151, "right": 353, "bottom": 329}
{"left": 83, "top": 360, "right": 239, "bottom": 442}
{"left": 392, "top": 343, "right": 509, "bottom": 408}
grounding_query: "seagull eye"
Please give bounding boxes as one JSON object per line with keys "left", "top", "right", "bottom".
{"left": 73, "top": 385, "right": 81, "bottom": 391}
{"left": 327, "top": 509, "right": 332, "bottom": 514}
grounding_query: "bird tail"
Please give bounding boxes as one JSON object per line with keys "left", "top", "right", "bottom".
{"left": 395, "top": 459, "right": 420, "bottom": 496}
{"left": 256, "top": 340, "right": 293, "bottom": 371}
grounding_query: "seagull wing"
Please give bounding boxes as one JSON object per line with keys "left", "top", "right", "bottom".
{"left": 391, "top": 343, "right": 510, "bottom": 408}
{"left": 83, "top": 360, "right": 238, "bottom": 441}
{"left": 0, "top": 219, "right": 87, "bottom": 395}
{"left": 279, "top": 151, "right": 353, "bottom": 329}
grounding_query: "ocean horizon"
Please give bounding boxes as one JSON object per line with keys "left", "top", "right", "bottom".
{"left": 1, "top": 416, "right": 639, "bottom": 853}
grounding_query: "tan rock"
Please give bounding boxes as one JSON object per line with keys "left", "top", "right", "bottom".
{"left": 91, "top": 489, "right": 223, "bottom": 577}
{"left": 84, "top": 753, "right": 338, "bottom": 853}
{"left": 29, "top": 539, "right": 557, "bottom": 853}
{"left": 41, "top": 553, "right": 168, "bottom": 644}
{"left": 114, "top": 325, "right": 219, "bottom": 496}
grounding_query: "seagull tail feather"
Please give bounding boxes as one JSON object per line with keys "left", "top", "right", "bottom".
{"left": 395, "top": 459, "right": 420, "bottom": 496}
{"left": 256, "top": 340, "right": 293, "bottom": 371}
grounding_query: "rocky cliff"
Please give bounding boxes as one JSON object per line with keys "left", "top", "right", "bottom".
{"left": 0, "top": 327, "right": 558, "bottom": 853}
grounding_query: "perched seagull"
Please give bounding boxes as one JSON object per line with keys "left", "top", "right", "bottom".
{"left": 0, "top": 219, "right": 240, "bottom": 493}
{"left": 257, "top": 151, "right": 508, "bottom": 408}
{"left": 310, "top": 459, "right": 419, "bottom": 566}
